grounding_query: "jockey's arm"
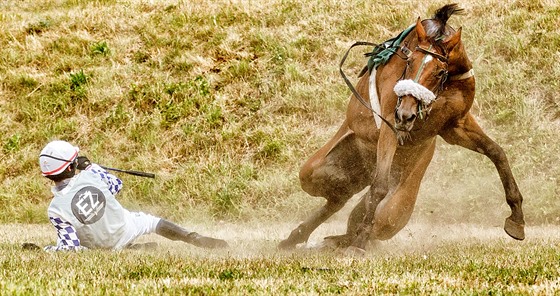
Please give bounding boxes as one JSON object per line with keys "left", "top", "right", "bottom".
{"left": 43, "top": 217, "right": 87, "bottom": 252}
{"left": 86, "top": 164, "right": 123, "bottom": 195}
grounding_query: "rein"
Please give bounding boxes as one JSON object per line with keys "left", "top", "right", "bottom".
{"left": 339, "top": 41, "right": 399, "bottom": 135}
{"left": 339, "top": 36, "right": 473, "bottom": 135}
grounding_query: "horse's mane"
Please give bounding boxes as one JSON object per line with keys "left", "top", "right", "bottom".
{"left": 423, "top": 4, "right": 464, "bottom": 41}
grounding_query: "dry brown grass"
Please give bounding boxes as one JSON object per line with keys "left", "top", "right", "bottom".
{"left": 0, "top": 0, "right": 558, "bottom": 237}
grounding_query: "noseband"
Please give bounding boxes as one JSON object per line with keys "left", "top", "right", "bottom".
{"left": 339, "top": 30, "right": 473, "bottom": 137}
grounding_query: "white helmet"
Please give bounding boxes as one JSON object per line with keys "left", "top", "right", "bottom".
{"left": 39, "top": 140, "right": 79, "bottom": 176}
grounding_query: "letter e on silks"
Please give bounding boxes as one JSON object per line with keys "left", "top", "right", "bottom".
{"left": 71, "top": 186, "right": 106, "bottom": 224}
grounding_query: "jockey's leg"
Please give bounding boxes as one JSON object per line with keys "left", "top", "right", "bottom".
{"left": 156, "top": 219, "right": 229, "bottom": 249}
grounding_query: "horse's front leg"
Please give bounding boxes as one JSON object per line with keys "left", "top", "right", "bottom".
{"left": 344, "top": 137, "right": 436, "bottom": 255}
{"left": 368, "top": 138, "right": 435, "bottom": 240}
{"left": 440, "top": 113, "right": 525, "bottom": 240}
{"left": 348, "top": 126, "right": 398, "bottom": 251}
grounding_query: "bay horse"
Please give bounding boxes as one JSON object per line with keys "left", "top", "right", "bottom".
{"left": 278, "top": 4, "right": 525, "bottom": 253}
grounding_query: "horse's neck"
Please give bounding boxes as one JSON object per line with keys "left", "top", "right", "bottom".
{"left": 449, "top": 43, "right": 473, "bottom": 75}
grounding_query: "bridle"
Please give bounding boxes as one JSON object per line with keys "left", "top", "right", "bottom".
{"left": 395, "top": 43, "right": 449, "bottom": 120}
{"left": 338, "top": 34, "right": 474, "bottom": 137}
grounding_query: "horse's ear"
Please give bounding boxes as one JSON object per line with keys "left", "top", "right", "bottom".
{"left": 443, "top": 27, "right": 462, "bottom": 51}
{"left": 415, "top": 17, "right": 427, "bottom": 43}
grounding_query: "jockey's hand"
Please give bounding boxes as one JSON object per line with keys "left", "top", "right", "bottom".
{"left": 76, "top": 156, "right": 91, "bottom": 170}
{"left": 22, "top": 242, "right": 41, "bottom": 250}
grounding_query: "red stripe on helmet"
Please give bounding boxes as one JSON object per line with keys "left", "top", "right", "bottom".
{"left": 42, "top": 150, "right": 79, "bottom": 176}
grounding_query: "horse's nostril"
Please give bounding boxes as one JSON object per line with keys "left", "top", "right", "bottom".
{"left": 407, "top": 114, "right": 417, "bottom": 123}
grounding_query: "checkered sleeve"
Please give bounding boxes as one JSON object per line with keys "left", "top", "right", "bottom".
{"left": 87, "top": 163, "right": 123, "bottom": 195}
{"left": 43, "top": 217, "right": 87, "bottom": 252}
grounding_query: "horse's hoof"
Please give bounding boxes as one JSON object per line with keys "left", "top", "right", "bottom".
{"left": 308, "top": 238, "right": 339, "bottom": 251}
{"left": 127, "top": 242, "right": 158, "bottom": 250}
{"left": 277, "top": 239, "right": 296, "bottom": 250}
{"left": 344, "top": 246, "right": 366, "bottom": 257}
{"left": 504, "top": 217, "right": 525, "bottom": 241}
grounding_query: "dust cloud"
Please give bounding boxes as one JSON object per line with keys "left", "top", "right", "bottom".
{"left": 3, "top": 216, "right": 556, "bottom": 258}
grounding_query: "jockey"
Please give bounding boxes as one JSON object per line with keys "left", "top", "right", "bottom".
{"left": 35, "top": 140, "right": 228, "bottom": 251}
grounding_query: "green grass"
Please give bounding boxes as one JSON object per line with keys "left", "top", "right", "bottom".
{"left": 1, "top": 0, "right": 558, "bottom": 241}
{"left": 1, "top": 224, "right": 559, "bottom": 294}
{"left": 1, "top": 1, "right": 559, "bottom": 292}
{"left": 2, "top": 0, "right": 557, "bottom": 225}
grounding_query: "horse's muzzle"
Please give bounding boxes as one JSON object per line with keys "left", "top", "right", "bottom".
{"left": 395, "top": 96, "right": 418, "bottom": 132}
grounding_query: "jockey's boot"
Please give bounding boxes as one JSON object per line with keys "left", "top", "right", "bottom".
{"left": 156, "top": 219, "right": 229, "bottom": 249}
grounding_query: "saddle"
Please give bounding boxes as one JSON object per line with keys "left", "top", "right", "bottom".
{"left": 359, "top": 24, "right": 416, "bottom": 77}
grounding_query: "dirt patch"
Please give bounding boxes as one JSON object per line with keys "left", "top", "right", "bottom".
{"left": 4, "top": 221, "right": 557, "bottom": 258}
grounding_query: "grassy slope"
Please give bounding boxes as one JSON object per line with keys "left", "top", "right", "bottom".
{"left": 1, "top": 0, "right": 559, "bottom": 228}
{"left": 1, "top": 1, "right": 560, "bottom": 294}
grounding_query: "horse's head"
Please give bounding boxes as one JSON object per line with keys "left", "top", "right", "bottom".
{"left": 393, "top": 10, "right": 464, "bottom": 137}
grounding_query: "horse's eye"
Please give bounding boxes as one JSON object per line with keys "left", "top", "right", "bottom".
{"left": 436, "top": 69, "right": 447, "bottom": 77}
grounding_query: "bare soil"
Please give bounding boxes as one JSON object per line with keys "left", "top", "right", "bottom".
{"left": 3, "top": 220, "right": 557, "bottom": 258}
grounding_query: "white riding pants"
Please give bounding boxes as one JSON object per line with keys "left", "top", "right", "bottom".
{"left": 114, "top": 210, "right": 161, "bottom": 250}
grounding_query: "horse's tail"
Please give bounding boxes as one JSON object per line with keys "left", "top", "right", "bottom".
{"left": 433, "top": 4, "right": 464, "bottom": 25}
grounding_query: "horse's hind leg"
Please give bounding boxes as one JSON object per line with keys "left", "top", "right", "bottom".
{"left": 320, "top": 189, "right": 367, "bottom": 248}
{"left": 278, "top": 124, "right": 374, "bottom": 250}
{"left": 277, "top": 199, "right": 347, "bottom": 250}
{"left": 440, "top": 113, "right": 525, "bottom": 240}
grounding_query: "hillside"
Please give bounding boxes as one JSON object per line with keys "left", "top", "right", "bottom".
{"left": 1, "top": 0, "right": 558, "bottom": 227}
